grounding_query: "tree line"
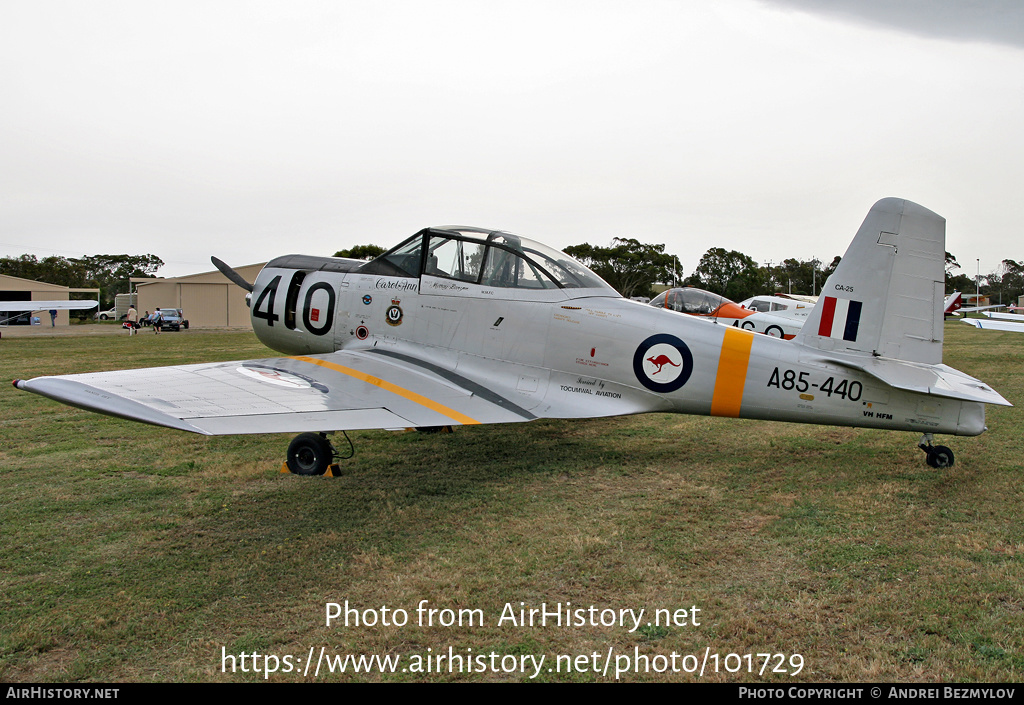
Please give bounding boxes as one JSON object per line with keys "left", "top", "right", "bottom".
{"left": 337, "top": 240, "right": 841, "bottom": 301}
{"left": 945, "top": 254, "right": 1024, "bottom": 305}
{"left": 5, "top": 242, "right": 1018, "bottom": 314}
{"left": 573, "top": 243, "right": 1024, "bottom": 304}
{"left": 339, "top": 240, "right": 1024, "bottom": 303}
{"left": 0, "top": 254, "right": 164, "bottom": 310}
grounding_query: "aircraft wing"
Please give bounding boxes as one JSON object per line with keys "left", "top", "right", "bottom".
{"left": 961, "top": 318, "right": 1024, "bottom": 333}
{"left": 0, "top": 300, "right": 99, "bottom": 312}
{"left": 984, "top": 311, "right": 1024, "bottom": 322}
{"left": 957, "top": 304, "right": 1004, "bottom": 313}
{"left": 15, "top": 350, "right": 545, "bottom": 435}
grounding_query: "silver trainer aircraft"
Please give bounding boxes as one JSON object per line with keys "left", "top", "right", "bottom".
{"left": 14, "top": 198, "right": 1010, "bottom": 473}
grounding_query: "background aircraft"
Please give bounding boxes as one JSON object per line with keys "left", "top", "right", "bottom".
{"left": 985, "top": 312, "right": 1024, "bottom": 322}
{"left": 15, "top": 199, "right": 1009, "bottom": 472}
{"left": 649, "top": 288, "right": 806, "bottom": 339}
{"left": 0, "top": 300, "right": 98, "bottom": 336}
{"left": 961, "top": 310, "right": 1024, "bottom": 332}
{"left": 652, "top": 288, "right": 953, "bottom": 343}
{"left": 943, "top": 291, "right": 963, "bottom": 316}
{"left": 740, "top": 292, "right": 817, "bottom": 308}
{"left": 942, "top": 291, "right": 1006, "bottom": 317}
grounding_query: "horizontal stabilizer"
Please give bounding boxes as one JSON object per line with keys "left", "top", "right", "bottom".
{"left": 805, "top": 354, "right": 1012, "bottom": 406}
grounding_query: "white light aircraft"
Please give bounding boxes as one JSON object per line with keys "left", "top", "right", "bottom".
{"left": 741, "top": 292, "right": 818, "bottom": 313}
{"left": 985, "top": 312, "right": 1024, "bottom": 322}
{"left": 14, "top": 199, "right": 1010, "bottom": 472}
{"left": 961, "top": 310, "right": 1024, "bottom": 332}
{"left": 942, "top": 292, "right": 1005, "bottom": 317}
{"left": 943, "top": 292, "right": 963, "bottom": 316}
{"left": 0, "top": 300, "right": 99, "bottom": 332}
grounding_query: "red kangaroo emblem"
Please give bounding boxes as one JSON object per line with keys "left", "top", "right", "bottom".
{"left": 646, "top": 354, "right": 681, "bottom": 375}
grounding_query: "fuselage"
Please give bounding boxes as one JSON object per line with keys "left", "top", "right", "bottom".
{"left": 246, "top": 255, "right": 985, "bottom": 438}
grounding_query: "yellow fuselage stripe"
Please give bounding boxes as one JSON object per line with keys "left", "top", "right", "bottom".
{"left": 292, "top": 356, "right": 481, "bottom": 426}
{"left": 710, "top": 327, "right": 754, "bottom": 418}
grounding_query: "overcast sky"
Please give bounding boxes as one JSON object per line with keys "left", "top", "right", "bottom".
{"left": 2, "top": 0, "right": 1022, "bottom": 282}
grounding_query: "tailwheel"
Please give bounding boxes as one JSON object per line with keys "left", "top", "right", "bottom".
{"left": 286, "top": 432, "right": 335, "bottom": 476}
{"left": 925, "top": 445, "right": 955, "bottom": 469}
{"left": 918, "top": 434, "right": 955, "bottom": 469}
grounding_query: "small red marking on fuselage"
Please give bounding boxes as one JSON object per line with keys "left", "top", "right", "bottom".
{"left": 646, "top": 354, "right": 681, "bottom": 374}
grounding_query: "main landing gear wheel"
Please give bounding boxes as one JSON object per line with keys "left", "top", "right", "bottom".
{"left": 918, "top": 434, "right": 955, "bottom": 469}
{"left": 286, "top": 432, "right": 335, "bottom": 475}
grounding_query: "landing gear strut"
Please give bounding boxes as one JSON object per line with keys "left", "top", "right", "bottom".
{"left": 918, "top": 434, "right": 955, "bottom": 469}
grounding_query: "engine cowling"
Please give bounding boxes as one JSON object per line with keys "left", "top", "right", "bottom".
{"left": 249, "top": 255, "right": 362, "bottom": 355}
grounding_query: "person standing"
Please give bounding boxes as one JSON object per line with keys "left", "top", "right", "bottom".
{"left": 152, "top": 308, "right": 162, "bottom": 335}
{"left": 126, "top": 305, "right": 139, "bottom": 336}
{"left": 49, "top": 309, "right": 57, "bottom": 327}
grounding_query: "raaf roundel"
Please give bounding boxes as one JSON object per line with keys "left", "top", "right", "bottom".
{"left": 15, "top": 199, "right": 1010, "bottom": 474}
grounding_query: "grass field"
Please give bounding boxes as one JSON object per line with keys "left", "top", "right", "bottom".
{"left": 1, "top": 323, "right": 1021, "bottom": 682}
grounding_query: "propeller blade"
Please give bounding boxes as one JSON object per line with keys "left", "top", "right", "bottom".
{"left": 211, "top": 257, "right": 254, "bottom": 292}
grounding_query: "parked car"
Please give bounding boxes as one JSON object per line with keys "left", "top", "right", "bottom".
{"left": 94, "top": 308, "right": 118, "bottom": 320}
{"left": 156, "top": 309, "right": 189, "bottom": 331}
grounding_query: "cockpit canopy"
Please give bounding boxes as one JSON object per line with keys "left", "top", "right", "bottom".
{"left": 358, "top": 227, "right": 617, "bottom": 294}
{"left": 650, "top": 287, "right": 731, "bottom": 315}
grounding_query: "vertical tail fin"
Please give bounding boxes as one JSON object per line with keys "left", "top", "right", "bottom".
{"left": 795, "top": 198, "right": 945, "bottom": 364}
{"left": 943, "top": 291, "right": 962, "bottom": 316}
